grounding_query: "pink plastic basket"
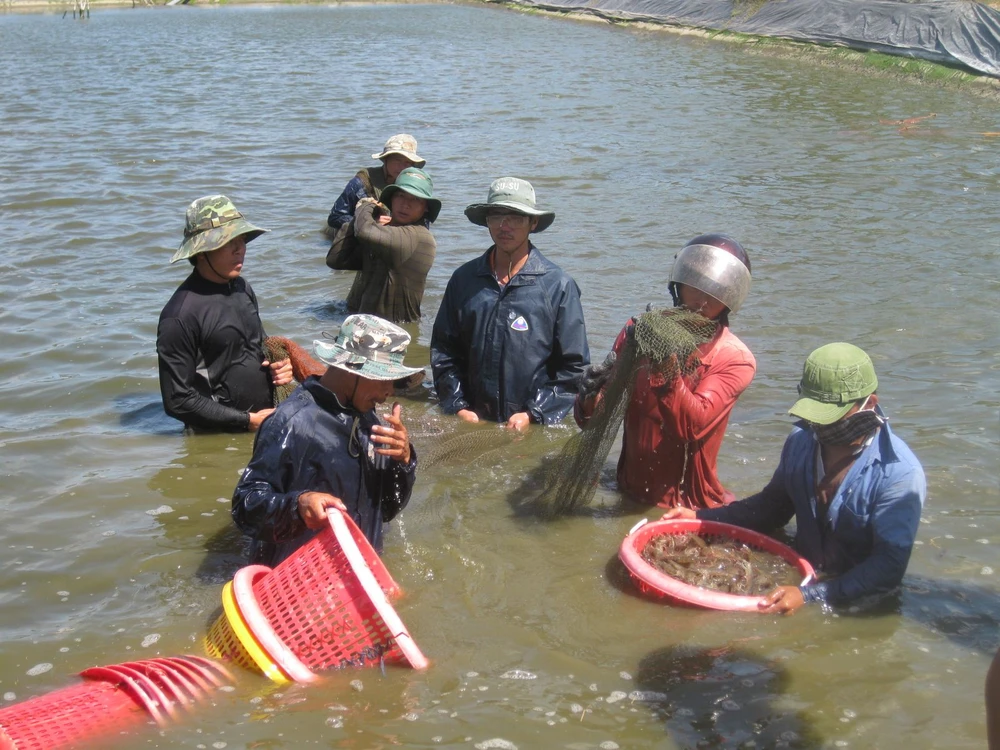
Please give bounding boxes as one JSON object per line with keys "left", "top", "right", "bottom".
{"left": 619, "top": 518, "right": 816, "bottom": 612}
{"left": 251, "top": 511, "right": 428, "bottom": 671}
{"left": 0, "top": 679, "right": 145, "bottom": 750}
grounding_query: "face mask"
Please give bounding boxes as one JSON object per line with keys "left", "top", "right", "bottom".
{"left": 811, "top": 398, "right": 884, "bottom": 446}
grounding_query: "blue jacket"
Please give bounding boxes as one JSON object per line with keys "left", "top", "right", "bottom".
{"left": 430, "top": 245, "right": 590, "bottom": 424}
{"left": 327, "top": 168, "right": 388, "bottom": 231}
{"left": 699, "top": 414, "right": 926, "bottom": 605}
{"left": 231, "top": 376, "right": 416, "bottom": 566}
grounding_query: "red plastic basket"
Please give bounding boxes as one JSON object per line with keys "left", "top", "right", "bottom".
{"left": 619, "top": 518, "right": 816, "bottom": 612}
{"left": 0, "top": 679, "right": 145, "bottom": 750}
{"left": 251, "top": 511, "right": 428, "bottom": 672}
{"left": 231, "top": 565, "right": 317, "bottom": 684}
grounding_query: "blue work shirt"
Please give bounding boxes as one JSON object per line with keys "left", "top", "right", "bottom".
{"left": 699, "top": 413, "right": 926, "bottom": 605}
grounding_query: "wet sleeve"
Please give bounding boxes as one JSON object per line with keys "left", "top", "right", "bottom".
{"left": 657, "top": 344, "right": 755, "bottom": 442}
{"left": 327, "top": 176, "right": 366, "bottom": 230}
{"left": 326, "top": 220, "right": 362, "bottom": 270}
{"left": 379, "top": 446, "right": 417, "bottom": 522}
{"left": 801, "top": 463, "right": 926, "bottom": 605}
{"left": 231, "top": 420, "right": 308, "bottom": 545}
{"left": 430, "top": 280, "right": 471, "bottom": 415}
{"left": 527, "top": 278, "right": 591, "bottom": 425}
{"left": 573, "top": 322, "right": 630, "bottom": 428}
{"left": 698, "top": 437, "right": 797, "bottom": 531}
{"left": 156, "top": 316, "right": 250, "bottom": 432}
{"left": 354, "top": 202, "right": 434, "bottom": 269}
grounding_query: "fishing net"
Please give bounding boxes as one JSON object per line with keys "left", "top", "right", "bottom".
{"left": 264, "top": 336, "right": 327, "bottom": 406}
{"left": 526, "top": 308, "right": 719, "bottom": 517}
{"left": 415, "top": 427, "right": 518, "bottom": 471}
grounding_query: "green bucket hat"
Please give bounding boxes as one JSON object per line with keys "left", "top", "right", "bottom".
{"left": 380, "top": 167, "right": 441, "bottom": 223}
{"left": 788, "top": 343, "right": 879, "bottom": 425}
{"left": 170, "top": 195, "right": 268, "bottom": 264}
{"left": 313, "top": 314, "right": 423, "bottom": 382}
{"left": 464, "top": 177, "right": 555, "bottom": 233}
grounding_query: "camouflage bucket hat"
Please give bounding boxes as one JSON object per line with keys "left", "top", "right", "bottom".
{"left": 372, "top": 133, "right": 425, "bottom": 167}
{"left": 464, "top": 177, "right": 555, "bottom": 233}
{"left": 380, "top": 167, "right": 442, "bottom": 223}
{"left": 170, "top": 195, "right": 268, "bottom": 264}
{"left": 788, "top": 342, "right": 879, "bottom": 425}
{"left": 313, "top": 314, "right": 424, "bottom": 382}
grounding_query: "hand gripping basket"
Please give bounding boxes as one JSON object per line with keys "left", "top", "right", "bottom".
{"left": 619, "top": 518, "right": 816, "bottom": 612}
{"left": 250, "top": 510, "right": 429, "bottom": 672}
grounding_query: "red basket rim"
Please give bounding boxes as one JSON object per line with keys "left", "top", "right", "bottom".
{"left": 618, "top": 518, "right": 816, "bottom": 612}
{"left": 145, "top": 658, "right": 210, "bottom": 700}
{"left": 117, "top": 660, "right": 200, "bottom": 708}
{"left": 232, "top": 566, "right": 319, "bottom": 684}
{"left": 329, "top": 511, "right": 429, "bottom": 670}
{"left": 80, "top": 665, "right": 168, "bottom": 726}
{"left": 174, "top": 655, "right": 233, "bottom": 686}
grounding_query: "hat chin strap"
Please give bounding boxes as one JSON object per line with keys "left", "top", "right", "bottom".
{"left": 348, "top": 374, "right": 361, "bottom": 410}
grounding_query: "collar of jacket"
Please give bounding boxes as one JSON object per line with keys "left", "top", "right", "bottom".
{"left": 188, "top": 269, "right": 241, "bottom": 295}
{"left": 475, "top": 243, "right": 550, "bottom": 284}
{"left": 302, "top": 375, "right": 368, "bottom": 417}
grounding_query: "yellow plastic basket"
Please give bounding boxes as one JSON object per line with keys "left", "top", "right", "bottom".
{"left": 203, "top": 582, "right": 289, "bottom": 684}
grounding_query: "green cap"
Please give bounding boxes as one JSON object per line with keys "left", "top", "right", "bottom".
{"left": 788, "top": 343, "right": 878, "bottom": 425}
{"left": 464, "top": 177, "right": 555, "bottom": 233}
{"left": 380, "top": 167, "right": 441, "bottom": 223}
{"left": 170, "top": 195, "right": 268, "bottom": 264}
{"left": 313, "top": 314, "right": 424, "bottom": 382}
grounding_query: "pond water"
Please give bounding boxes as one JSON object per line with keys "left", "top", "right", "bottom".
{"left": 0, "top": 3, "right": 997, "bottom": 748}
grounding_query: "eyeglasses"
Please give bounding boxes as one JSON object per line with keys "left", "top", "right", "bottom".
{"left": 485, "top": 213, "right": 530, "bottom": 228}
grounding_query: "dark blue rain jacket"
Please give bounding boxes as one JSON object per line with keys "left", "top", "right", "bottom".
{"left": 430, "top": 245, "right": 590, "bottom": 424}
{"left": 231, "top": 376, "right": 416, "bottom": 566}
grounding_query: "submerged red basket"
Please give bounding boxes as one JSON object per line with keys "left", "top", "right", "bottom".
{"left": 0, "top": 656, "right": 231, "bottom": 750}
{"left": 251, "top": 511, "right": 428, "bottom": 672}
{"left": 0, "top": 680, "right": 143, "bottom": 750}
{"left": 619, "top": 518, "right": 815, "bottom": 612}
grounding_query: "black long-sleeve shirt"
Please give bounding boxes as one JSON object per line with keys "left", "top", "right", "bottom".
{"left": 156, "top": 271, "right": 272, "bottom": 431}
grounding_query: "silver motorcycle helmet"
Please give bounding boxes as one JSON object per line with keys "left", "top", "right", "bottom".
{"left": 668, "top": 233, "right": 752, "bottom": 315}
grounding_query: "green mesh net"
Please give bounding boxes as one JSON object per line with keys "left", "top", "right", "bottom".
{"left": 526, "top": 308, "right": 719, "bottom": 517}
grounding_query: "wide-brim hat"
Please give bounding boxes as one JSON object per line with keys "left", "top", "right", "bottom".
{"left": 380, "top": 167, "right": 441, "bottom": 223}
{"left": 313, "top": 314, "right": 423, "bottom": 382}
{"left": 464, "top": 177, "right": 555, "bottom": 233}
{"left": 171, "top": 194, "right": 267, "bottom": 264}
{"left": 372, "top": 133, "right": 426, "bottom": 168}
{"left": 788, "top": 342, "right": 878, "bottom": 425}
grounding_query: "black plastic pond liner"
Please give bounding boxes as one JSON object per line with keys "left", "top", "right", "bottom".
{"left": 507, "top": 0, "right": 1000, "bottom": 78}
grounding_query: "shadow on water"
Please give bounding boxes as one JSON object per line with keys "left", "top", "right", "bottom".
{"left": 112, "top": 392, "right": 179, "bottom": 435}
{"left": 634, "top": 644, "right": 822, "bottom": 749}
{"left": 846, "top": 574, "right": 1000, "bottom": 655}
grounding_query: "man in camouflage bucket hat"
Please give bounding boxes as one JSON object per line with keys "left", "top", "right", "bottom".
{"left": 232, "top": 315, "right": 419, "bottom": 564}
{"left": 325, "top": 133, "right": 427, "bottom": 234}
{"left": 157, "top": 195, "right": 292, "bottom": 432}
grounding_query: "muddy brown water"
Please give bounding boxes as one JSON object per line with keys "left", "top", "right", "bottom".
{"left": 0, "top": 3, "right": 997, "bottom": 748}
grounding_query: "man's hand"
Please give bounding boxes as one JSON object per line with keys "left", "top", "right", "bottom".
{"left": 264, "top": 358, "right": 293, "bottom": 387}
{"left": 757, "top": 586, "right": 805, "bottom": 615}
{"left": 371, "top": 402, "right": 411, "bottom": 464}
{"left": 578, "top": 351, "right": 617, "bottom": 403}
{"left": 506, "top": 412, "right": 531, "bottom": 432}
{"left": 457, "top": 408, "right": 480, "bottom": 424}
{"left": 659, "top": 507, "right": 697, "bottom": 520}
{"left": 248, "top": 408, "right": 275, "bottom": 432}
{"left": 297, "top": 492, "right": 347, "bottom": 529}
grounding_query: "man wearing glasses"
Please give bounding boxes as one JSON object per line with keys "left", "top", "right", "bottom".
{"left": 430, "top": 177, "right": 590, "bottom": 431}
